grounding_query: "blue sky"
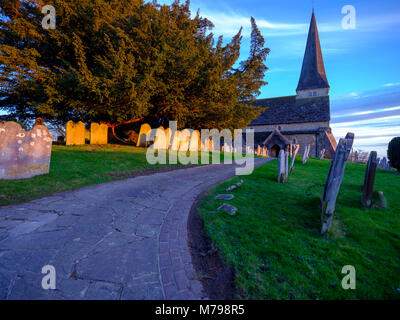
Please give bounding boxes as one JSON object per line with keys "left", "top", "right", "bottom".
{"left": 157, "top": 0, "right": 400, "bottom": 157}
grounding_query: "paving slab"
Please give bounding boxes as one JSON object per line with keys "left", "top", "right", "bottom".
{"left": 0, "top": 158, "right": 269, "bottom": 299}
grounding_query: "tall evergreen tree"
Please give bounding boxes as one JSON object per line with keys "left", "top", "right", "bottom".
{"left": 0, "top": 0, "right": 269, "bottom": 130}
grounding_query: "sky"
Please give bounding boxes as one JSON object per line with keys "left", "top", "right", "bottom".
{"left": 156, "top": 0, "right": 400, "bottom": 157}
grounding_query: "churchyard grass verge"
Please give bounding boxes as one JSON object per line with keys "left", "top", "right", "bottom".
{"left": 198, "top": 157, "right": 400, "bottom": 299}
{"left": 0, "top": 144, "right": 256, "bottom": 206}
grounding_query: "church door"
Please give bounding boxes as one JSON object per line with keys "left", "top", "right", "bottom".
{"left": 271, "top": 145, "right": 281, "bottom": 158}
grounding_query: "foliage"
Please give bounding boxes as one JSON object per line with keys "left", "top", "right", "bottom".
{"left": 0, "top": 0, "right": 269, "bottom": 130}
{"left": 388, "top": 137, "right": 400, "bottom": 171}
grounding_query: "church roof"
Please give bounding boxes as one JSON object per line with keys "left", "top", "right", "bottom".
{"left": 296, "top": 12, "right": 329, "bottom": 91}
{"left": 250, "top": 95, "right": 330, "bottom": 126}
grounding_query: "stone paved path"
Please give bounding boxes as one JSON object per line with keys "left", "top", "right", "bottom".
{"left": 0, "top": 158, "right": 268, "bottom": 300}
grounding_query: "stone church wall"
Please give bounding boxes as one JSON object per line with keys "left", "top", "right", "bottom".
{"left": 249, "top": 121, "right": 330, "bottom": 133}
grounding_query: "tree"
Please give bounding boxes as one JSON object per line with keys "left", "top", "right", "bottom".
{"left": 388, "top": 137, "right": 400, "bottom": 172}
{"left": 0, "top": 0, "right": 269, "bottom": 131}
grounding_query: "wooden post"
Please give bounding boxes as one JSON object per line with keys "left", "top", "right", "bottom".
{"left": 361, "top": 151, "right": 378, "bottom": 207}
{"left": 321, "top": 133, "right": 354, "bottom": 234}
{"left": 278, "top": 150, "right": 287, "bottom": 183}
{"left": 290, "top": 144, "right": 300, "bottom": 173}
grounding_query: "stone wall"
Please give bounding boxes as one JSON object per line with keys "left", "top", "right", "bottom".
{"left": 0, "top": 122, "right": 53, "bottom": 180}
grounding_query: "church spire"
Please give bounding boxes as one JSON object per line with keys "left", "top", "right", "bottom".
{"left": 296, "top": 11, "right": 329, "bottom": 98}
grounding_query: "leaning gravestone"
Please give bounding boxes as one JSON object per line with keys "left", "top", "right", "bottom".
{"left": 361, "top": 151, "right": 378, "bottom": 207}
{"left": 321, "top": 133, "right": 354, "bottom": 234}
{"left": 290, "top": 144, "right": 300, "bottom": 173}
{"left": 90, "top": 123, "right": 108, "bottom": 145}
{"left": 0, "top": 122, "right": 53, "bottom": 179}
{"left": 66, "top": 121, "right": 85, "bottom": 145}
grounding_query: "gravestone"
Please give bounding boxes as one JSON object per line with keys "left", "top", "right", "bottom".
{"left": 302, "top": 144, "right": 310, "bottom": 164}
{"left": 179, "top": 129, "right": 192, "bottom": 151}
{"left": 66, "top": 121, "right": 85, "bottom": 145}
{"left": 321, "top": 132, "right": 354, "bottom": 234}
{"left": 0, "top": 122, "right": 53, "bottom": 179}
{"left": 290, "top": 144, "right": 300, "bottom": 173}
{"left": 170, "top": 130, "right": 181, "bottom": 151}
{"left": 137, "top": 123, "right": 152, "bottom": 147}
{"left": 153, "top": 127, "right": 167, "bottom": 150}
{"left": 165, "top": 128, "right": 172, "bottom": 150}
{"left": 354, "top": 151, "right": 359, "bottom": 163}
{"left": 320, "top": 148, "right": 326, "bottom": 160}
{"left": 90, "top": 123, "right": 108, "bottom": 145}
{"left": 189, "top": 130, "right": 201, "bottom": 152}
{"left": 361, "top": 151, "right": 378, "bottom": 207}
{"left": 277, "top": 150, "right": 287, "bottom": 183}
{"left": 285, "top": 151, "right": 289, "bottom": 179}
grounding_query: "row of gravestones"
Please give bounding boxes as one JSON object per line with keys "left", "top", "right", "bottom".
{"left": 255, "top": 145, "right": 269, "bottom": 157}
{"left": 377, "top": 157, "right": 392, "bottom": 172}
{"left": 66, "top": 121, "right": 108, "bottom": 145}
{"left": 0, "top": 121, "right": 53, "bottom": 180}
{"left": 275, "top": 134, "right": 383, "bottom": 234}
{"left": 137, "top": 123, "right": 254, "bottom": 153}
{"left": 320, "top": 133, "right": 388, "bottom": 234}
{"left": 137, "top": 123, "right": 207, "bottom": 151}
{"left": 277, "top": 144, "right": 300, "bottom": 183}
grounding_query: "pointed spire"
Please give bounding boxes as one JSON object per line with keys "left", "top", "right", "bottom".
{"left": 296, "top": 11, "right": 329, "bottom": 93}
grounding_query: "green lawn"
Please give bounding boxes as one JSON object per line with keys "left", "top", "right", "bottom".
{"left": 198, "top": 157, "right": 400, "bottom": 300}
{"left": 0, "top": 145, "right": 256, "bottom": 207}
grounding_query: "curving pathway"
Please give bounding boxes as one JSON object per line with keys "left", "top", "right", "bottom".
{"left": 0, "top": 158, "right": 269, "bottom": 300}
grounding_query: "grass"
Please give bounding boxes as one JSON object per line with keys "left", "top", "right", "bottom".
{"left": 198, "top": 157, "right": 400, "bottom": 300}
{"left": 0, "top": 144, "right": 256, "bottom": 207}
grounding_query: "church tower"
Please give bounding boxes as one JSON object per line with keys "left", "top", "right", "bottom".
{"left": 296, "top": 10, "right": 330, "bottom": 99}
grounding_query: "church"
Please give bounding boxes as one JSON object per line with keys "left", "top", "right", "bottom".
{"left": 247, "top": 11, "right": 337, "bottom": 158}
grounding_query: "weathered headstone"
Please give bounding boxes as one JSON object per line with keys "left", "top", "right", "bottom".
{"left": 179, "top": 129, "right": 192, "bottom": 151}
{"left": 152, "top": 126, "right": 167, "bottom": 150}
{"left": 354, "top": 151, "right": 359, "bottom": 163}
{"left": 321, "top": 133, "right": 354, "bottom": 234}
{"left": 278, "top": 150, "right": 287, "bottom": 183}
{"left": 170, "top": 130, "right": 181, "bottom": 151}
{"left": 361, "top": 151, "right": 378, "bottom": 207}
{"left": 90, "top": 123, "right": 108, "bottom": 145}
{"left": 290, "top": 144, "right": 300, "bottom": 173}
{"left": 165, "top": 128, "right": 172, "bottom": 150}
{"left": 189, "top": 130, "right": 201, "bottom": 152}
{"left": 302, "top": 144, "right": 310, "bottom": 164}
{"left": 66, "top": 121, "right": 85, "bottom": 145}
{"left": 320, "top": 148, "right": 326, "bottom": 160}
{"left": 0, "top": 122, "right": 53, "bottom": 180}
{"left": 137, "top": 123, "right": 152, "bottom": 147}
